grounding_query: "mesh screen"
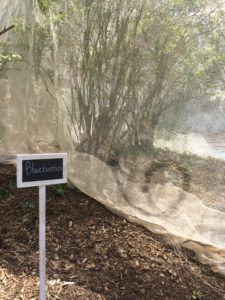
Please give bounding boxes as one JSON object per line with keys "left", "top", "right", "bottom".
{"left": 1, "top": 0, "right": 225, "bottom": 274}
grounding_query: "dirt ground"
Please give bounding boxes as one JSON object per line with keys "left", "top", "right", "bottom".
{"left": 0, "top": 163, "right": 225, "bottom": 300}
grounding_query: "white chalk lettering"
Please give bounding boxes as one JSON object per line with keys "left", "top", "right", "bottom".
{"left": 25, "top": 161, "right": 33, "bottom": 175}
{"left": 25, "top": 161, "right": 62, "bottom": 176}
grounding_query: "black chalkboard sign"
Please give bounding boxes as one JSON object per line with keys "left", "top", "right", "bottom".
{"left": 22, "top": 158, "right": 63, "bottom": 182}
{"left": 17, "top": 153, "right": 67, "bottom": 188}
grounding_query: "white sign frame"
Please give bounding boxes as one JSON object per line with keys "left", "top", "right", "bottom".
{"left": 17, "top": 153, "right": 67, "bottom": 188}
{"left": 17, "top": 153, "right": 68, "bottom": 300}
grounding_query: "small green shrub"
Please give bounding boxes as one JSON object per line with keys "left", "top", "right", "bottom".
{"left": 0, "top": 186, "right": 9, "bottom": 196}
{"left": 51, "top": 184, "right": 68, "bottom": 197}
{"left": 192, "top": 290, "right": 202, "bottom": 300}
{"left": 0, "top": 180, "right": 16, "bottom": 197}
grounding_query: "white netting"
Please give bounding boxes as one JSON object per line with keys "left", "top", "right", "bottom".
{"left": 1, "top": 0, "right": 225, "bottom": 274}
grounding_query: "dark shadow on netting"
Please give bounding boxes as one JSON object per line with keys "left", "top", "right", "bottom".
{"left": 112, "top": 157, "right": 191, "bottom": 219}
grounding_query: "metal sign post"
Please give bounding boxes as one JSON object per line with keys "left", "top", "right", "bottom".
{"left": 17, "top": 153, "right": 67, "bottom": 300}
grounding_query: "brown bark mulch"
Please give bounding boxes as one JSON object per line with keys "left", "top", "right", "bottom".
{"left": 0, "top": 163, "right": 225, "bottom": 300}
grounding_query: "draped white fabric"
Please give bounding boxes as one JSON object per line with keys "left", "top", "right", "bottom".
{"left": 1, "top": 0, "right": 225, "bottom": 275}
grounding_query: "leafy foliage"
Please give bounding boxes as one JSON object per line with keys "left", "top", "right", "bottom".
{"left": 0, "top": 27, "right": 21, "bottom": 72}
{"left": 55, "top": 0, "right": 225, "bottom": 154}
{"left": 12, "top": 0, "right": 225, "bottom": 156}
{"left": 38, "top": 0, "right": 53, "bottom": 13}
{"left": 51, "top": 184, "right": 68, "bottom": 197}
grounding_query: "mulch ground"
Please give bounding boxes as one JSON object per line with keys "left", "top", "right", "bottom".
{"left": 0, "top": 163, "right": 225, "bottom": 300}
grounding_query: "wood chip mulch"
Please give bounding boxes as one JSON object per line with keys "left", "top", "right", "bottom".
{"left": 0, "top": 164, "right": 225, "bottom": 300}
